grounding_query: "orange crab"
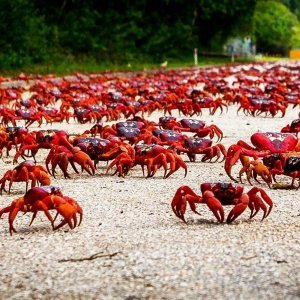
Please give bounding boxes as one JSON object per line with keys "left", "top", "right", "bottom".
{"left": 134, "top": 144, "right": 187, "bottom": 178}
{"left": 0, "top": 161, "right": 51, "bottom": 194}
{"left": 45, "top": 135, "right": 95, "bottom": 178}
{"left": 0, "top": 186, "right": 82, "bottom": 235}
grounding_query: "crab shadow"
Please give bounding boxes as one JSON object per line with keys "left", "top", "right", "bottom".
{"left": 0, "top": 224, "right": 54, "bottom": 236}
{"left": 185, "top": 217, "right": 256, "bottom": 226}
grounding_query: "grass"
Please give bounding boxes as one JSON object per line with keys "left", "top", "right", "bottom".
{"left": 0, "top": 55, "right": 280, "bottom": 78}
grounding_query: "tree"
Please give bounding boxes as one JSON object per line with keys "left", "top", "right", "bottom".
{"left": 291, "top": 24, "right": 300, "bottom": 48}
{"left": 254, "top": 1, "right": 299, "bottom": 54}
{"left": 0, "top": 0, "right": 49, "bottom": 68}
{"left": 0, "top": 0, "right": 260, "bottom": 69}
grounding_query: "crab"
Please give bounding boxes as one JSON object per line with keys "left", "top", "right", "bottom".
{"left": 225, "top": 132, "right": 300, "bottom": 182}
{"left": 171, "top": 182, "right": 273, "bottom": 224}
{"left": 15, "top": 108, "right": 52, "bottom": 127}
{"left": 0, "top": 126, "right": 28, "bottom": 156}
{"left": 134, "top": 144, "right": 187, "bottom": 178}
{"left": 153, "top": 129, "right": 186, "bottom": 146}
{"left": 73, "top": 107, "right": 99, "bottom": 124}
{"left": 180, "top": 119, "right": 223, "bottom": 141}
{"left": 191, "top": 97, "right": 228, "bottom": 115}
{"left": 0, "top": 186, "right": 82, "bottom": 235}
{"left": 0, "top": 107, "right": 21, "bottom": 126}
{"left": 281, "top": 119, "right": 300, "bottom": 136}
{"left": 115, "top": 121, "right": 144, "bottom": 143}
{"left": 38, "top": 106, "right": 71, "bottom": 123}
{"left": 263, "top": 153, "right": 300, "bottom": 189}
{"left": 237, "top": 95, "right": 286, "bottom": 117}
{"left": 45, "top": 135, "right": 95, "bottom": 178}
{"left": 13, "top": 130, "right": 69, "bottom": 163}
{"left": 0, "top": 161, "right": 51, "bottom": 194}
{"left": 172, "top": 136, "right": 227, "bottom": 162}
{"left": 158, "top": 117, "right": 223, "bottom": 141}
{"left": 105, "top": 144, "right": 135, "bottom": 177}
{"left": 239, "top": 151, "right": 300, "bottom": 189}
{"left": 73, "top": 137, "right": 113, "bottom": 167}
{"left": 85, "top": 123, "right": 103, "bottom": 137}
{"left": 100, "top": 121, "right": 146, "bottom": 143}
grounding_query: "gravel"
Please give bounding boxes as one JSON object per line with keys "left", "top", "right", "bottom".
{"left": 0, "top": 85, "right": 299, "bottom": 299}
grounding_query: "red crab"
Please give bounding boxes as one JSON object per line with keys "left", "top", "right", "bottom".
{"left": 105, "top": 143, "right": 135, "bottom": 177}
{"left": 237, "top": 95, "right": 286, "bottom": 117}
{"left": 0, "top": 107, "right": 21, "bottom": 126}
{"left": 73, "top": 136, "right": 112, "bottom": 166}
{"left": 15, "top": 108, "right": 52, "bottom": 127}
{"left": 0, "top": 126, "right": 28, "bottom": 156}
{"left": 0, "top": 161, "right": 51, "bottom": 194}
{"left": 172, "top": 136, "right": 227, "bottom": 162}
{"left": 134, "top": 144, "right": 187, "bottom": 178}
{"left": 46, "top": 137, "right": 96, "bottom": 179}
{"left": 238, "top": 151, "right": 300, "bottom": 189}
{"left": 13, "top": 99, "right": 37, "bottom": 110}
{"left": 281, "top": 119, "right": 300, "bottom": 135}
{"left": 225, "top": 132, "right": 300, "bottom": 182}
{"left": 171, "top": 182, "right": 273, "bottom": 223}
{"left": 74, "top": 135, "right": 134, "bottom": 177}
{"left": 0, "top": 186, "right": 82, "bottom": 235}
{"left": 237, "top": 159, "right": 273, "bottom": 188}
{"left": 73, "top": 107, "right": 99, "bottom": 124}
{"left": 158, "top": 117, "right": 223, "bottom": 141}
{"left": 180, "top": 119, "right": 223, "bottom": 141}
{"left": 38, "top": 106, "right": 71, "bottom": 123}
{"left": 262, "top": 153, "right": 300, "bottom": 188}
{"left": 191, "top": 96, "right": 228, "bottom": 115}
{"left": 13, "top": 130, "right": 69, "bottom": 163}
{"left": 153, "top": 129, "right": 186, "bottom": 146}
{"left": 84, "top": 123, "right": 104, "bottom": 137}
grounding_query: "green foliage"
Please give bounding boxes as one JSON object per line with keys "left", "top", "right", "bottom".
{"left": 291, "top": 24, "right": 300, "bottom": 48}
{"left": 0, "top": 0, "right": 258, "bottom": 71}
{"left": 0, "top": 0, "right": 50, "bottom": 68}
{"left": 254, "top": 1, "right": 299, "bottom": 54}
{"left": 276, "top": 0, "right": 300, "bottom": 19}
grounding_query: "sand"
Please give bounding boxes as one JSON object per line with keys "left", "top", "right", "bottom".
{"left": 0, "top": 69, "right": 299, "bottom": 300}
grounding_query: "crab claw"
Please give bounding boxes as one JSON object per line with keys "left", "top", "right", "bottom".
{"left": 106, "top": 152, "right": 134, "bottom": 177}
{"left": 0, "top": 197, "right": 25, "bottom": 235}
{"left": 165, "top": 151, "right": 187, "bottom": 178}
{"left": 247, "top": 187, "right": 273, "bottom": 220}
{"left": 145, "top": 153, "right": 168, "bottom": 178}
{"left": 52, "top": 196, "right": 82, "bottom": 230}
{"left": 203, "top": 191, "right": 225, "bottom": 223}
{"left": 239, "top": 160, "right": 272, "bottom": 188}
{"left": 226, "top": 194, "right": 249, "bottom": 223}
{"left": 171, "top": 185, "right": 202, "bottom": 223}
{"left": 225, "top": 145, "right": 243, "bottom": 182}
{"left": 72, "top": 148, "right": 95, "bottom": 176}
{"left": 207, "top": 125, "right": 223, "bottom": 142}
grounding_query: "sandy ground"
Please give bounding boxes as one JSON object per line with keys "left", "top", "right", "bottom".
{"left": 0, "top": 91, "right": 299, "bottom": 299}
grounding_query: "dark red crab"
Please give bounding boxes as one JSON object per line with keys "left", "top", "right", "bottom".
{"left": 171, "top": 182, "right": 273, "bottom": 223}
{"left": 173, "top": 136, "right": 227, "bottom": 162}
{"left": 281, "top": 119, "right": 300, "bottom": 135}
{"left": 263, "top": 153, "right": 300, "bottom": 188}
{"left": 158, "top": 116, "right": 223, "bottom": 141}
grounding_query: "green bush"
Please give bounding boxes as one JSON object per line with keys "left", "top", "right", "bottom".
{"left": 254, "top": 1, "right": 299, "bottom": 54}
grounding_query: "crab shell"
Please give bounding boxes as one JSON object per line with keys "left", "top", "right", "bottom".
{"left": 250, "top": 132, "right": 298, "bottom": 152}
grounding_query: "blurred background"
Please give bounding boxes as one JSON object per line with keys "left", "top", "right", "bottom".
{"left": 0, "top": 0, "right": 299, "bottom": 73}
